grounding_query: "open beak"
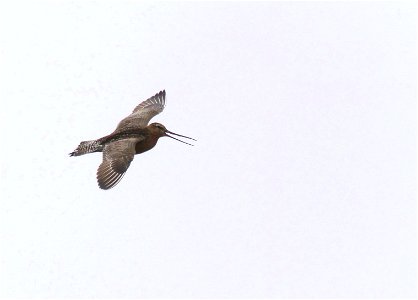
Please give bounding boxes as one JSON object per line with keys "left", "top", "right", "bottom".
{"left": 165, "top": 130, "right": 196, "bottom": 146}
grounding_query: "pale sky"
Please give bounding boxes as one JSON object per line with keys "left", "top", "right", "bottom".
{"left": 0, "top": 1, "right": 416, "bottom": 298}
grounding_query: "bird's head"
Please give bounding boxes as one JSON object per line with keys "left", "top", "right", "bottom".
{"left": 148, "top": 122, "right": 196, "bottom": 146}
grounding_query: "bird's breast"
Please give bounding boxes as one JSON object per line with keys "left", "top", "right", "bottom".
{"left": 135, "top": 136, "right": 159, "bottom": 154}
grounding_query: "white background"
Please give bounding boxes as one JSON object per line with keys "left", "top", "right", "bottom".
{"left": 0, "top": 1, "right": 416, "bottom": 298}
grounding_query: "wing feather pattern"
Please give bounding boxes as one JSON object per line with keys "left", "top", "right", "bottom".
{"left": 96, "top": 137, "right": 143, "bottom": 190}
{"left": 115, "top": 90, "right": 166, "bottom": 132}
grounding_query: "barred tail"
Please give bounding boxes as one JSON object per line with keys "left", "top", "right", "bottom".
{"left": 69, "top": 140, "right": 102, "bottom": 156}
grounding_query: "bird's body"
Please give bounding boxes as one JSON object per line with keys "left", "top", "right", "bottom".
{"left": 70, "top": 90, "right": 195, "bottom": 190}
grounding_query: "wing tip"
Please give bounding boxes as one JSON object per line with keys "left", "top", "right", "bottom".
{"left": 97, "top": 172, "right": 125, "bottom": 190}
{"left": 158, "top": 90, "right": 166, "bottom": 102}
{"left": 97, "top": 161, "right": 126, "bottom": 190}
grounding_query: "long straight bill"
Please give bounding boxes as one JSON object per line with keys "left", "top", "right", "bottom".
{"left": 166, "top": 130, "right": 196, "bottom": 146}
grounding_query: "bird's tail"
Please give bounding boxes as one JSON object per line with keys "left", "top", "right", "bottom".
{"left": 69, "top": 140, "right": 102, "bottom": 156}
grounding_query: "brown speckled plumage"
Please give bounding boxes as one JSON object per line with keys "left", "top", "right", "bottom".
{"left": 70, "top": 90, "right": 195, "bottom": 190}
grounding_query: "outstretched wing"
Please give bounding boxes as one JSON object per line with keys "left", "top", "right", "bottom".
{"left": 96, "top": 137, "right": 143, "bottom": 190}
{"left": 115, "top": 90, "right": 166, "bottom": 132}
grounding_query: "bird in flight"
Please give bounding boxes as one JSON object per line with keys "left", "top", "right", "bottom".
{"left": 70, "top": 90, "right": 195, "bottom": 190}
